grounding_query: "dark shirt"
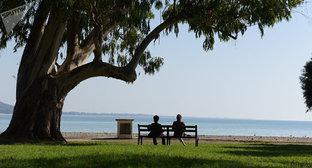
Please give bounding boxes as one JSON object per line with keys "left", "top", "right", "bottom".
{"left": 148, "top": 123, "right": 164, "bottom": 137}
{"left": 172, "top": 121, "right": 185, "bottom": 137}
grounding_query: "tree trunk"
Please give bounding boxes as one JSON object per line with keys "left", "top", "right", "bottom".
{"left": 0, "top": 77, "right": 67, "bottom": 143}
{"left": 0, "top": 5, "right": 68, "bottom": 143}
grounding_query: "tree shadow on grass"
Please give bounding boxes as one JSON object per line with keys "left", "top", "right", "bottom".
{"left": 62, "top": 142, "right": 103, "bottom": 147}
{"left": 0, "top": 141, "right": 103, "bottom": 147}
{"left": 224, "top": 143, "right": 312, "bottom": 157}
{"left": 0, "top": 153, "right": 262, "bottom": 168}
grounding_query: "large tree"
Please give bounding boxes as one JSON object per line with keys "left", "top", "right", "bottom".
{"left": 0, "top": 0, "right": 302, "bottom": 142}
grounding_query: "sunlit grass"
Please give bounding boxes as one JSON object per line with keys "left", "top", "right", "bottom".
{"left": 1, "top": 141, "right": 312, "bottom": 168}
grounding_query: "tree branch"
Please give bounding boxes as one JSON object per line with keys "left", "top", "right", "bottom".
{"left": 126, "top": 16, "right": 179, "bottom": 70}
{"left": 58, "top": 24, "right": 116, "bottom": 73}
{"left": 58, "top": 17, "right": 180, "bottom": 93}
{"left": 58, "top": 62, "right": 136, "bottom": 94}
{"left": 58, "top": 29, "right": 95, "bottom": 73}
{"left": 17, "top": 0, "right": 50, "bottom": 100}
{"left": 34, "top": 8, "right": 67, "bottom": 76}
{"left": 61, "top": 10, "right": 81, "bottom": 71}
{"left": 80, "top": 30, "right": 96, "bottom": 51}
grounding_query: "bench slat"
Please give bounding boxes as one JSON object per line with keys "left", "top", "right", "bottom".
{"left": 138, "top": 125, "right": 149, "bottom": 127}
{"left": 184, "top": 130, "right": 197, "bottom": 132}
{"left": 185, "top": 126, "right": 197, "bottom": 127}
{"left": 139, "top": 129, "right": 149, "bottom": 131}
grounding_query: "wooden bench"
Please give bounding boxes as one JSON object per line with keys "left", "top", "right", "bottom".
{"left": 138, "top": 124, "right": 199, "bottom": 146}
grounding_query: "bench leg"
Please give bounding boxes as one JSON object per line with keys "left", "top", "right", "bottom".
{"left": 138, "top": 137, "right": 140, "bottom": 145}
{"left": 140, "top": 137, "right": 143, "bottom": 145}
{"left": 195, "top": 138, "right": 199, "bottom": 147}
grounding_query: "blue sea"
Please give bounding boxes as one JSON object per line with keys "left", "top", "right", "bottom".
{"left": 1, "top": 113, "right": 312, "bottom": 137}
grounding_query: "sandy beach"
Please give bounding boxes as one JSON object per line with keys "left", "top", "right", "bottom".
{"left": 62, "top": 132, "right": 312, "bottom": 144}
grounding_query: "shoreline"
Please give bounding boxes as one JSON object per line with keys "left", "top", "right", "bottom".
{"left": 62, "top": 132, "right": 312, "bottom": 144}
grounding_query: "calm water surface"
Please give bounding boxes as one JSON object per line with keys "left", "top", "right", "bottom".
{"left": 1, "top": 113, "right": 312, "bottom": 137}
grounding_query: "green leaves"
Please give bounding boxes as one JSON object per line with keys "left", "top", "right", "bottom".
{"left": 0, "top": 0, "right": 303, "bottom": 75}
{"left": 173, "top": 0, "right": 303, "bottom": 51}
{"left": 300, "top": 58, "right": 312, "bottom": 112}
{"left": 139, "top": 51, "right": 164, "bottom": 75}
{"left": 155, "top": 0, "right": 163, "bottom": 10}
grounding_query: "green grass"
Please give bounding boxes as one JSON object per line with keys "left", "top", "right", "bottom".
{"left": 1, "top": 141, "right": 312, "bottom": 168}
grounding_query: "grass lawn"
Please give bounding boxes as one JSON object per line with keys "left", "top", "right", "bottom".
{"left": 1, "top": 141, "right": 312, "bottom": 168}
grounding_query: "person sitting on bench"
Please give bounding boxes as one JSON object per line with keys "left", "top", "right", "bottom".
{"left": 172, "top": 114, "right": 186, "bottom": 146}
{"left": 148, "top": 115, "right": 166, "bottom": 145}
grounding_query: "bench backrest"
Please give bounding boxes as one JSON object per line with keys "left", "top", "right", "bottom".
{"left": 138, "top": 124, "right": 198, "bottom": 137}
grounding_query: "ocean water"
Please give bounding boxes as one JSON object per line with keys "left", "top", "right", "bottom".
{"left": 1, "top": 113, "right": 312, "bottom": 137}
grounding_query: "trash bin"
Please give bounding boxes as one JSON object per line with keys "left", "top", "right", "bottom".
{"left": 116, "top": 119, "right": 134, "bottom": 139}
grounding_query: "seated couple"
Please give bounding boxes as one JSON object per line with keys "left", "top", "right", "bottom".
{"left": 148, "top": 114, "right": 186, "bottom": 146}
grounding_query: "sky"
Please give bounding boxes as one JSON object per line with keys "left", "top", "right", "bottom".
{"left": 1, "top": 5, "right": 312, "bottom": 121}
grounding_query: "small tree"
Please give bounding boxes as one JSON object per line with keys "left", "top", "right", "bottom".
{"left": 0, "top": 0, "right": 302, "bottom": 142}
{"left": 300, "top": 58, "right": 312, "bottom": 112}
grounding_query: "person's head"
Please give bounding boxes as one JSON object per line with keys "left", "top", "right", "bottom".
{"left": 153, "top": 115, "right": 159, "bottom": 123}
{"left": 176, "top": 114, "right": 182, "bottom": 122}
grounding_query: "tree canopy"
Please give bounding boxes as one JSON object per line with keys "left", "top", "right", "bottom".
{"left": 0, "top": 0, "right": 303, "bottom": 78}
{"left": 301, "top": 58, "right": 312, "bottom": 112}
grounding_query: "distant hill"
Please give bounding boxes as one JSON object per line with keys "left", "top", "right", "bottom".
{"left": 0, "top": 101, "right": 14, "bottom": 114}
